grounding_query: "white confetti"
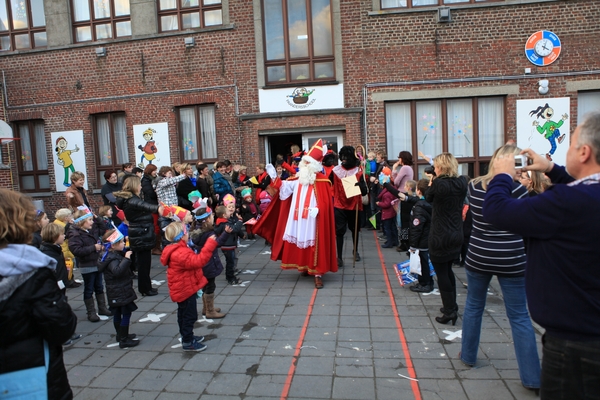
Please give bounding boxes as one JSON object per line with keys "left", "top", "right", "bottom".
{"left": 260, "top": 251, "right": 271, "bottom": 255}
{"left": 398, "top": 373, "right": 419, "bottom": 382}
{"left": 151, "top": 280, "right": 165, "bottom": 286}
{"left": 138, "top": 313, "right": 167, "bottom": 322}
{"left": 241, "top": 270, "right": 258, "bottom": 274}
{"left": 442, "top": 330, "right": 462, "bottom": 341}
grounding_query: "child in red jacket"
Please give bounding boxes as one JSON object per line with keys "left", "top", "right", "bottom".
{"left": 161, "top": 222, "right": 218, "bottom": 351}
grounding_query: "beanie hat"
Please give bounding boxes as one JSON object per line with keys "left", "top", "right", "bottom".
{"left": 241, "top": 187, "right": 252, "bottom": 199}
{"left": 223, "top": 193, "right": 236, "bottom": 206}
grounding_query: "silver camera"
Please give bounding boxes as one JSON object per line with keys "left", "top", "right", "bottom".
{"left": 514, "top": 155, "right": 527, "bottom": 169}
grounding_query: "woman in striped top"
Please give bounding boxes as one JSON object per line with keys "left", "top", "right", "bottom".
{"left": 460, "top": 144, "right": 540, "bottom": 392}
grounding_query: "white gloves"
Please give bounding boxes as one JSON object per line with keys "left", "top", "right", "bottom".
{"left": 266, "top": 164, "right": 277, "bottom": 180}
{"left": 308, "top": 207, "right": 319, "bottom": 218}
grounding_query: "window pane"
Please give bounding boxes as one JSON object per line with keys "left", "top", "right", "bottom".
{"left": 181, "top": 0, "right": 199, "bottom": 8}
{"left": 76, "top": 26, "right": 92, "bottom": 41}
{"left": 386, "top": 102, "right": 412, "bottom": 162}
{"left": 264, "top": 0, "right": 284, "bottom": 61}
{"left": 0, "top": 35, "right": 11, "bottom": 50}
{"left": 204, "top": 9, "right": 222, "bottom": 26}
{"left": 267, "top": 65, "right": 286, "bottom": 82}
{"left": 180, "top": 107, "right": 197, "bottom": 161}
{"left": 200, "top": 106, "right": 217, "bottom": 159}
{"left": 39, "top": 174, "right": 50, "bottom": 189}
{"left": 14, "top": 33, "right": 30, "bottom": 49}
{"left": 291, "top": 64, "right": 309, "bottom": 80}
{"left": 115, "top": 21, "right": 131, "bottom": 36}
{"left": 10, "top": 0, "right": 28, "bottom": 29}
{"left": 19, "top": 125, "right": 33, "bottom": 171}
{"left": 444, "top": 0, "right": 468, "bottom": 3}
{"left": 161, "top": 15, "right": 178, "bottom": 31}
{"left": 114, "top": 0, "right": 130, "bottom": 16}
{"left": 447, "top": 99, "right": 473, "bottom": 158}
{"left": 416, "top": 101, "right": 442, "bottom": 158}
{"left": 182, "top": 11, "right": 200, "bottom": 29}
{"left": 314, "top": 62, "right": 333, "bottom": 79}
{"left": 204, "top": 0, "right": 221, "bottom": 4}
{"left": 0, "top": 1, "right": 8, "bottom": 32}
{"left": 94, "top": 0, "right": 111, "bottom": 19}
{"left": 382, "top": 0, "right": 406, "bottom": 8}
{"left": 160, "top": 0, "right": 177, "bottom": 10}
{"left": 578, "top": 91, "right": 600, "bottom": 125}
{"left": 97, "top": 116, "right": 112, "bottom": 166}
{"left": 311, "top": 0, "right": 332, "bottom": 57}
{"left": 478, "top": 97, "right": 504, "bottom": 156}
{"left": 21, "top": 175, "right": 35, "bottom": 190}
{"left": 113, "top": 115, "right": 128, "bottom": 165}
{"left": 287, "top": 0, "right": 308, "bottom": 58}
{"left": 73, "top": 0, "right": 91, "bottom": 21}
{"left": 33, "top": 31, "right": 46, "bottom": 47}
{"left": 96, "top": 23, "right": 112, "bottom": 39}
{"left": 34, "top": 122, "right": 47, "bottom": 170}
{"left": 30, "top": 0, "right": 45, "bottom": 27}
{"left": 413, "top": 0, "right": 437, "bottom": 5}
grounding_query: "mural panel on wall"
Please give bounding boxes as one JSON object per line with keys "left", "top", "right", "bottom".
{"left": 51, "top": 130, "right": 87, "bottom": 192}
{"left": 516, "top": 98, "right": 570, "bottom": 167}
{"left": 133, "top": 122, "right": 170, "bottom": 170}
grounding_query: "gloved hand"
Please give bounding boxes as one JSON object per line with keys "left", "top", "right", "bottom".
{"left": 266, "top": 164, "right": 277, "bottom": 180}
{"left": 308, "top": 207, "right": 319, "bottom": 218}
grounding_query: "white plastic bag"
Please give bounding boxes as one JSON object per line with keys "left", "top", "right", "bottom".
{"left": 409, "top": 250, "right": 422, "bottom": 275}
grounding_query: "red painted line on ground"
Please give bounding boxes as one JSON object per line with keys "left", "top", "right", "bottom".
{"left": 374, "top": 231, "right": 422, "bottom": 400}
{"left": 280, "top": 285, "right": 318, "bottom": 400}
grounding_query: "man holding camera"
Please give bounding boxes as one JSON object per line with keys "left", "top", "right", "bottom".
{"left": 483, "top": 112, "right": 600, "bottom": 399}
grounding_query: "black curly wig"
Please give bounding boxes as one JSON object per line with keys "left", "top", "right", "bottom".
{"left": 338, "top": 146, "right": 359, "bottom": 168}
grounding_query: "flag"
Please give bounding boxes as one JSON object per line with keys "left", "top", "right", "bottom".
{"left": 368, "top": 211, "right": 380, "bottom": 229}
{"left": 249, "top": 176, "right": 259, "bottom": 185}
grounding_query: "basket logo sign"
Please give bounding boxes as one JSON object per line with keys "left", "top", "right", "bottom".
{"left": 286, "top": 87, "right": 316, "bottom": 109}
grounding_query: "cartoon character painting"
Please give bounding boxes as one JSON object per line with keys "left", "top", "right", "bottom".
{"left": 55, "top": 136, "right": 79, "bottom": 187}
{"left": 529, "top": 103, "right": 568, "bottom": 161}
{"left": 137, "top": 127, "right": 158, "bottom": 168}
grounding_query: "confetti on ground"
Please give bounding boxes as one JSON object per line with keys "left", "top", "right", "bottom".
{"left": 260, "top": 251, "right": 271, "bottom": 255}
{"left": 138, "top": 313, "right": 167, "bottom": 322}
{"left": 421, "top": 288, "right": 440, "bottom": 296}
{"left": 241, "top": 270, "right": 258, "bottom": 274}
{"left": 442, "top": 330, "right": 462, "bottom": 341}
{"left": 151, "top": 280, "right": 165, "bottom": 286}
{"left": 398, "top": 373, "right": 419, "bottom": 381}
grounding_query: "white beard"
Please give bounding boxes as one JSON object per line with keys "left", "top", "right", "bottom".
{"left": 297, "top": 156, "right": 321, "bottom": 185}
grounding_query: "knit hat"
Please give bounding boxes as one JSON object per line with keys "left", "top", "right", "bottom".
{"left": 188, "top": 190, "right": 202, "bottom": 209}
{"left": 223, "top": 193, "right": 236, "bottom": 206}
{"left": 241, "top": 187, "right": 252, "bottom": 199}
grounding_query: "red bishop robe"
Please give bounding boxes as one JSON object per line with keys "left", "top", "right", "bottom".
{"left": 253, "top": 173, "right": 337, "bottom": 275}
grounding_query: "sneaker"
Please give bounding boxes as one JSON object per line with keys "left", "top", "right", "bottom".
{"left": 182, "top": 339, "right": 207, "bottom": 352}
{"left": 62, "top": 339, "right": 73, "bottom": 347}
{"left": 71, "top": 333, "right": 82, "bottom": 341}
{"left": 181, "top": 335, "right": 205, "bottom": 343}
{"left": 234, "top": 268, "right": 242, "bottom": 275}
{"left": 227, "top": 277, "right": 242, "bottom": 285}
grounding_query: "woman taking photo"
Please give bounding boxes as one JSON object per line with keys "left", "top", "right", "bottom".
{"left": 115, "top": 177, "right": 164, "bottom": 296}
{"left": 426, "top": 153, "right": 468, "bottom": 325}
{"left": 460, "top": 144, "right": 540, "bottom": 391}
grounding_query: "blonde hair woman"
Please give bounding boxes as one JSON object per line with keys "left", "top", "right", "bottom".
{"left": 426, "top": 152, "right": 468, "bottom": 325}
{"left": 461, "top": 144, "right": 540, "bottom": 390}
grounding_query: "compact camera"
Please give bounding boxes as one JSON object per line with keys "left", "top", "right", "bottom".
{"left": 514, "top": 155, "right": 528, "bottom": 169}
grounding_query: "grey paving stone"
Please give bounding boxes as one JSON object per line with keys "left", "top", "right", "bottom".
{"left": 155, "top": 392, "right": 201, "bottom": 400}
{"left": 89, "top": 367, "right": 141, "bottom": 388}
{"left": 256, "top": 355, "right": 293, "bottom": 375}
{"left": 334, "top": 357, "right": 374, "bottom": 378}
{"left": 74, "top": 387, "right": 120, "bottom": 400}
{"left": 148, "top": 352, "right": 191, "bottom": 370}
{"left": 462, "top": 378, "right": 515, "bottom": 399}
{"left": 112, "top": 350, "right": 158, "bottom": 368}
{"left": 245, "top": 374, "right": 288, "bottom": 397}
{"left": 417, "top": 378, "right": 469, "bottom": 400}
{"left": 68, "top": 365, "right": 108, "bottom": 387}
{"left": 63, "top": 347, "right": 96, "bottom": 365}
{"left": 339, "top": 315, "right": 370, "bottom": 328}
{"left": 373, "top": 376, "right": 419, "bottom": 400}
{"left": 128, "top": 369, "right": 177, "bottom": 391}
{"left": 287, "top": 374, "right": 333, "bottom": 399}
{"left": 335, "top": 341, "right": 373, "bottom": 357}
{"left": 163, "top": 370, "right": 213, "bottom": 393}
{"left": 332, "top": 377, "right": 376, "bottom": 399}
{"left": 295, "top": 356, "right": 334, "bottom": 375}
{"left": 113, "top": 389, "right": 160, "bottom": 400}
{"left": 205, "top": 372, "right": 252, "bottom": 395}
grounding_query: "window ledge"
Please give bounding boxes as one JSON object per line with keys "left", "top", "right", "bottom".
{"left": 262, "top": 81, "right": 339, "bottom": 90}
{"left": 0, "top": 164, "right": 10, "bottom": 169}
{"left": 369, "top": 0, "right": 561, "bottom": 16}
{"left": 24, "top": 191, "right": 54, "bottom": 197}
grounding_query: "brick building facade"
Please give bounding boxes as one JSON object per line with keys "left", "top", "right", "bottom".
{"left": 0, "top": 0, "right": 599, "bottom": 215}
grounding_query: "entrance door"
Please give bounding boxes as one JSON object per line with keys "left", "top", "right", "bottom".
{"left": 265, "top": 132, "right": 344, "bottom": 165}
{"left": 302, "top": 132, "right": 344, "bottom": 156}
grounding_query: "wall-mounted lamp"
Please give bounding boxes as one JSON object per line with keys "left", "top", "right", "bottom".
{"left": 538, "top": 79, "right": 549, "bottom": 95}
{"left": 437, "top": 7, "right": 451, "bottom": 23}
{"left": 184, "top": 37, "right": 196, "bottom": 48}
{"left": 95, "top": 47, "right": 107, "bottom": 57}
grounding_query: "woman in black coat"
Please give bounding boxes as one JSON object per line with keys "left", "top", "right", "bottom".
{"left": 0, "top": 188, "right": 77, "bottom": 400}
{"left": 114, "top": 176, "right": 164, "bottom": 296}
{"left": 101, "top": 169, "right": 123, "bottom": 226}
{"left": 426, "top": 153, "right": 468, "bottom": 325}
{"left": 141, "top": 164, "right": 162, "bottom": 255}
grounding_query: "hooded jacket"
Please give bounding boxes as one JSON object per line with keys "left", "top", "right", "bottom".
{"left": 190, "top": 228, "right": 229, "bottom": 279}
{"left": 160, "top": 238, "right": 217, "bottom": 303}
{"left": 98, "top": 251, "right": 137, "bottom": 307}
{"left": 39, "top": 242, "right": 69, "bottom": 291}
{"left": 214, "top": 217, "right": 244, "bottom": 250}
{"left": 0, "top": 244, "right": 77, "bottom": 400}
{"left": 409, "top": 198, "right": 432, "bottom": 251}
{"left": 67, "top": 225, "right": 100, "bottom": 274}
{"left": 114, "top": 191, "right": 158, "bottom": 251}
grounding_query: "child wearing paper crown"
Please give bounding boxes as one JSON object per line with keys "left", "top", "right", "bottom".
{"left": 214, "top": 203, "right": 244, "bottom": 285}
{"left": 375, "top": 167, "right": 399, "bottom": 249}
{"left": 160, "top": 222, "right": 218, "bottom": 352}
{"left": 239, "top": 187, "right": 259, "bottom": 240}
{"left": 190, "top": 204, "right": 233, "bottom": 318}
{"left": 98, "top": 229, "right": 140, "bottom": 348}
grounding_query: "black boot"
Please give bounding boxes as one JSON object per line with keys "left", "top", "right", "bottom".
{"left": 336, "top": 236, "right": 344, "bottom": 262}
{"left": 97, "top": 293, "right": 113, "bottom": 316}
{"left": 114, "top": 321, "right": 137, "bottom": 342}
{"left": 436, "top": 290, "right": 458, "bottom": 325}
{"left": 119, "top": 326, "right": 140, "bottom": 349}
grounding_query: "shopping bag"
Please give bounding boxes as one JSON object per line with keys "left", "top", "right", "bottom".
{"left": 0, "top": 341, "right": 48, "bottom": 399}
{"left": 409, "top": 250, "right": 421, "bottom": 275}
{"left": 394, "top": 260, "right": 418, "bottom": 286}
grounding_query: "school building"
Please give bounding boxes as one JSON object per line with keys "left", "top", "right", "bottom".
{"left": 0, "top": 0, "right": 599, "bottom": 212}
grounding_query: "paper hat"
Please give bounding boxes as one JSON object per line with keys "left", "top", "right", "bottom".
{"left": 194, "top": 206, "right": 213, "bottom": 221}
{"left": 105, "top": 229, "right": 124, "bottom": 245}
{"left": 223, "top": 194, "right": 236, "bottom": 206}
{"left": 381, "top": 166, "right": 391, "bottom": 176}
{"left": 241, "top": 187, "right": 252, "bottom": 199}
{"left": 74, "top": 205, "right": 93, "bottom": 223}
{"left": 188, "top": 190, "right": 202, "bottom": 209}
{"left": 305, "top": 139, "right": 325, "bottom": 163}
{"left": 161, "top": 202, "right": 190, "bottom": 222}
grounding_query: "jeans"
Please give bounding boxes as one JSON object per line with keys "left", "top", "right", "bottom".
{"left": 382, "top": 218, "right": 398, "bottom": 247}
{"left": 541, "top": 334, "right": 600, "bottom": 399}
{"left": 461, "top": 269, "right": 541, "bottom": 389}
{"left": 177, "top": 294, "right": 198, "bottom": 344}
{"left": 82, "top": 271, "right": 104, "bottom": 300}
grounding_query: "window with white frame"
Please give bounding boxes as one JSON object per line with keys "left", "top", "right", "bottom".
{"left": 385, "top": 96, "right": 505, "bottom": 178}
{"left": 178, "top": 105, "right": 217, "bottom": 162}
{"left": 578, "top": 91, "right": 600, "bottom": 125}
{"left": 71, "top": 0, "right": 131, "bottom": 42}
{"left": 0, "top": 0, "right": 46, "bottom": 51}
{"left": 381, "top": 0, "right": 501, "bottom": 9}
{"left": 15, "top": 120, "right": 49, "bottom": 191}
{"left": 158, "top": 0, "right": 223, "bottom": 32}
{"left": 93, "top": 112, "right": 129, "bottom": 184}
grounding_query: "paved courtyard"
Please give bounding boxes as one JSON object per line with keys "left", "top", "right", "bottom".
{"left": 64, "top": 229, "right": 542, "bottom": 400}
